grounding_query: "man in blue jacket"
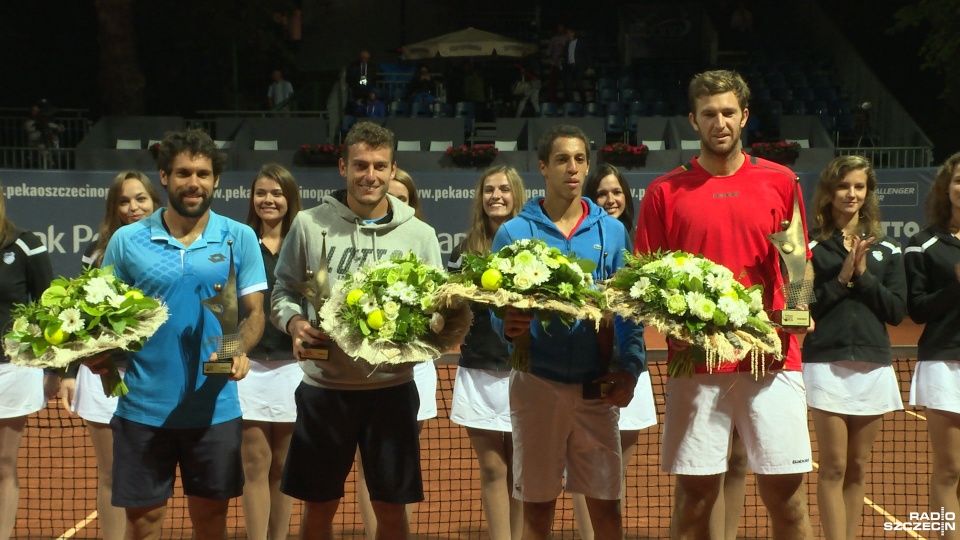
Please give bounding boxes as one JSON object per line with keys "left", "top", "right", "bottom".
{"left": 493, "top": 124, "right": 646, "bottom": 539}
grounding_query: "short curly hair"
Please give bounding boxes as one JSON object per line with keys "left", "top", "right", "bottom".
{"left": 156, "top": 128, "right": 226, "bottom": 177}
{"left": 343, "top": 121, "right": 396, "bottom": 163}
{"left": 687, "top": 70, "right": 751, "bottom": 115}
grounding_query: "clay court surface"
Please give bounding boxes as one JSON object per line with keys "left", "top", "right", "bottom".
{"left": 14, "top": 323, "right": 933, "bottom": 539}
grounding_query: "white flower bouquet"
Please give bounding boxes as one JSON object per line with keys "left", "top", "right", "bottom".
{"left": 3, "top": 265, "right": 169, "bottom": 396}
{"left": 603, "top": 251, "right": 781, "bottom": 377}
{"left": 433, "top": 238, "right": 606, "bottom": 371}
{"left": 319, "top": 252, "right": 472, "bottom": 365}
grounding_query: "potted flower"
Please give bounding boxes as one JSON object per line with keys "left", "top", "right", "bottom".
{"left": 600, "top": 142, "right": 649, "bottom": 168}
{"left": 750, "top": 141, "right": 801, "bottom": 166}
{"left": 446, "top": 144, "right": 499, "bottom": 168}
{"left": 296, "top": 143, "right": 343, "bottom": 166}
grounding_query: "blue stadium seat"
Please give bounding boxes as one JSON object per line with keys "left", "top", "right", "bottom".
{"left": 596, "top": 77, "right": 616, "bottom": 91}
{"left": 620, "top": 88, "right": 639, "bottom": 103}
{"left": 584, "top": 102, "right": 604, "bottom": 117}
{"left": 628, "top": 101, "right": 648, "bottom": 116}
{"left": 539, "top": 102, "right": 562, "bottom": 117}
{"left": 389, "top": 101, "right": 411, "bottom": 117}
{"left": 604, "top": 114, "right": 626, "bottom": 140}
{"left": 618, "top": 75, "right": 636, "bottom": 90}
{"left": 411, "top": 102, "right": 433, "bottom": 118}
{"left": 604, "top": 102, "right": 625, "bottom": 117}
{"left": 598, "top": 88, "right": 617, "bottom": 104}
{"left": 651, "top": 101, "right": 672, "bottom": 116}
{"left": 563, "top": 102, "right": 583, "bottom": 117}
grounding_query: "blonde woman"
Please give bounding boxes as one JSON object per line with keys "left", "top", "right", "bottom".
{"left": 448, "top": 165, "right": 527, "bottom": 540}
{"left": 804, "top": 155, "right": 906, "bottom": 540}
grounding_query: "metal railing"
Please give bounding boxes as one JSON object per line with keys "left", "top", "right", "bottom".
{"left": 0, "top": 108, "right": 91, "bottom": 148}
{"left": 834, "top": 146, "right": 933, "bottom": 169}
{"left": 0, "top": 147, "right": 75, "bottom": 170}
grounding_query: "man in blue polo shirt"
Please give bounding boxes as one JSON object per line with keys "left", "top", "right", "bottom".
{"left": 95, "top": 128, "right": 266, "bottom": 539}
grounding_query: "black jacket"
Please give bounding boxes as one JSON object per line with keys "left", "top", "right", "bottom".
{"left": 447, "top": 242, "right": 511, "bottom": 372}
{"left": 1, "top": 229, "right": 53, "bottom": 361}
{"left": 802, "top": 231, "right": 906, "bottom": 365}
{"left": 249, "top": 241, "right": 294, "bottom": 361}
{"left": 904, "top": 226, "right": 960, "bottom": 361}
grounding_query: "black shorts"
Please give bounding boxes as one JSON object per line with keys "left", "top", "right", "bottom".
{"left": 111, "top": 416, "right": 243, "bottom": 508}
{"left": 281, "top": 381, "right": 423, "bottom": 504}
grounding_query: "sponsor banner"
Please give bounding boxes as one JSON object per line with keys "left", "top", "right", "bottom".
{"left": 1, "top": 167, "right": 934, "bottom": 279}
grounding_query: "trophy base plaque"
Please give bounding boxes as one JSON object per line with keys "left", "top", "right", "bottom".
{"left": 204, "top": 334, "right": 243, "bottom": 375}
{"left": 582, "top": 381, "right": 613, "bottom": 400}
{"left": 203, "top": 360, "right": 235, "bottom": 375}
{"left": 300, "top": 344, "right": 330, "bottom": 361}
{"left": 777, "top": 309, "right": 811, "bottom": 329}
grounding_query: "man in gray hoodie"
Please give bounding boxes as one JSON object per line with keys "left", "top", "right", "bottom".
{"left": 271, "top": 122, "right": 442, "bottom": 540}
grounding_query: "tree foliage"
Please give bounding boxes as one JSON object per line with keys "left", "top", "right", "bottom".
{"left": 891, "top": 0, "right": 960, "bottom": 104}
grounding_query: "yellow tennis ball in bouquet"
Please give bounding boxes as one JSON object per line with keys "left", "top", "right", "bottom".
{"left": 366, "top": 309, "right": 386, "bottom": 330}
{"left": 480, "top": 269, "right": 503, "bottom": 291}
{"left": 124, "top": 290, "right": 144, "bottom": 300}
{"left": 43, "top": 326, "right": 68, "bottom": 345}
{"left": 346, "top": 289, "right": 365, "bottom": 306}
{"left": 555, "top": 255, "right": 570, "bottom": 265}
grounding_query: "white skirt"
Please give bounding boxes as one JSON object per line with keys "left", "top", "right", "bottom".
{"left": 73, "top": 363, "right": 121, "bottom": 424}
{"left": 909, "top": 360, "right": 960, "bottom": 414}
{"left": 0, "top": 363, "right": 45, "bottom": 419}
{"left": 803, "top": 360, "right": 903, "bottom": 415}
{"left": 619, "top": 370, "right": 658, "bottom": 430}
{"left": 449, "top": 367, "right": 512, "bottom": 432}
{"left": 238, "top": 358, "right": 301, "bottom": 422}
{"left": 414, "top": 361, "right": 438, "bottom": 421}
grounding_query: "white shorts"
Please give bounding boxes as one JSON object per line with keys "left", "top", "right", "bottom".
{"left": 0, "top": 363, "right": 45, "bottom": 419}
{"left": 414, "top": 361, "right": 438, "bottom": 421}
{"left": 510, "top": 371, "right": 622, "bottom": 502}
{"left": 803, "top": 360, "right": 903, "bottom": 415}
{"left": 910, "top": 360, "right": 960, "bottom": 414}
{"left": 449, "top": 367, "right": 511, "bottom": 432}
{"left": 619, "top": 370, "right": 658, "bottom": 431}
{"left": 661, "top": 370, "right": 812, "bottom": 475}
{"left": 73, "top": 363, "right": 121, "bottom": 424}
{"left": 238, "top": 358, "right": 301, "bottom": 423}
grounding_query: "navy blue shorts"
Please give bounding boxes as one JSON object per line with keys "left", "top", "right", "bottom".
{"left": 281, "top": 381, "right": 423, "bottom": 504}
{"left": 111, "top": 416, "right": 243, "bottom": 508}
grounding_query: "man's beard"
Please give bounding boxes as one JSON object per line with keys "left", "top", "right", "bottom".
{"left": 167, "top": 187, "right": 213, "bottom": 218}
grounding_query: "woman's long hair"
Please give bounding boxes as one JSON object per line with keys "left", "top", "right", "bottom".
{"left": 0, "top": 181, "right": 17, "bottom": 247}
{"left": 812, "top": 155, "right": 881, "bottom": 241}
{"left": 461, "top": 165, "right": 527, "bottom": 255}
{"left": 246, "top": 163, "right": 302, "bottom": 238}
{"left": 926, "top": 151, "right": 960, "bottom": 231}
{"left": 393, "top": 168, "right": 424, "bottom": 220}
{"left": 92, "top": 171, "right": 162, "bottom": 266}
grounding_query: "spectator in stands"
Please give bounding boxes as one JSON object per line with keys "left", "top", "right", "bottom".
{"left": 634, "top": 70, "right": 814, "bottom": 539}
{"left": 803, "top": 155, "right": 906, "bottom": 540}
{"left": 357, "top": 87, "right": 386, "bottom": 118}
{"left": 574, "top": 164, "right": 657, "bottom": 540}
{"left": 0, "top": 182, "right": 55, "bottom": 540}
{"left": 563, "top": 26, "right": 592, "bottom": 104}
{"left": 729, "top": 1, "right": 755, "bottom": 51}
{"left": 23, "top": 99, "right": 64, "bottom": 168}
{"left": 346, "top": 49, "right": 378, "bottom": 104}
{"left": 85, "top": 129, "right": 265, "bottom": 539}
{"left": 239, "top": 163, "right": 303, "bottom": 540}
{"left": 448, "top": 165, "right": 527, "bottom": 540}
{"left": 904, "top": 151, "right": 960, "bottom": 534}
{"left": 352, "top": 168, "right": 436, "bottom": 539}
{"left": 267, "top": 69, "right": 295, "bottom": 114}
{"left": 462, "top": 61, "right": 487, "bottom": 118}
{"left": 271, "top": 122, "right": 442, "bottom": 540}
{"left": 514, "top": 63, "right": 542, "bottom": 118}
{"left": 408, "top": 65, "right": 437, "bottom": 105}
{"left": 60, "top": 170, "right": 162, "bottom": 540}
{"left": 546, "top": 23, "right": 569, "bottom": 102}
{"left": 493, "top": 125, "right": 644, "bottom": 539}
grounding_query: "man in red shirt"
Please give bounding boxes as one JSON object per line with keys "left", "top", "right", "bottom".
{"left": 634, "top": 70, "right": 814, "bottom": 539}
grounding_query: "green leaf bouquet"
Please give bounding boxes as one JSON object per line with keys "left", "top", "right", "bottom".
{"left": 3, "top": 265, "right": 169, "bottom": 396}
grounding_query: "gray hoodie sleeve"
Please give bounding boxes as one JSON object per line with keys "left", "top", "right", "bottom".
{"left": 271, "top": 213, "right": 309, "bottom": 335}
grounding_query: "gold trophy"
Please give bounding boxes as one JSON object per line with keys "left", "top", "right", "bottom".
{"left": 201, "top": 240, "right": 242, "bottom": 374}
{"left": 767, "top": 179, "right": 815, "bottom": 328}
{"left": 293, "top": 232, "right": 331, "bottom": 360}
